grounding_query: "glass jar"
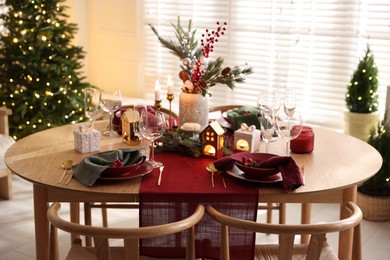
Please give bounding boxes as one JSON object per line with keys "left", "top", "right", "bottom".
{"left": 290, "top": 126, "right": 314, "bottom": 153}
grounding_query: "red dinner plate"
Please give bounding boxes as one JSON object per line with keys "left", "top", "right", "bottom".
{"left": 99, "top": 161, "right": 153, "bottom": 181}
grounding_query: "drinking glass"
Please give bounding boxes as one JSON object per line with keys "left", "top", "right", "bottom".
{"left": 257, "top": 90, "right": 280, "bottom": 116}
{"left": 139, "top": 110, "right": 166, "bottom": 168}
{"left": 275, "top": 110, "right": 302, "bottom": 155}
{"left": 259, "top": 112, "right": 275, "bottom": 153}
{"left": 283, "top": 89, "right": 296, "bottom": 118}
{"left": 257, "top": 90, "right": 280, "bottom": 143}
{"left": 132, "top": 105, "right": 150, "bottom": 159}
{"left": 84, "top": 87, "right": 101, "bottom": 129}
{"left": 99, "top": 90, "right": 122, "bottom": 136}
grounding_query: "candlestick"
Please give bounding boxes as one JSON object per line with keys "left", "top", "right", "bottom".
{"left": 154, "top": 80, "right": 161, "bottom": 101}
{"left": 167, "top": 93, "right": 174, "bottom": 130}
{"left": 154, "top": 99, "right": 162, "bottom": 112}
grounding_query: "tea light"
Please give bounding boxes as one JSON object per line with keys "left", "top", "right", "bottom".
{"left": 234, "top": 123, "right": 260, "bottom": 153}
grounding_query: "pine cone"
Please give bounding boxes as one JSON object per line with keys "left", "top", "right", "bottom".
{"left": 179, "top": 70, "right": 189, "bottom": 82}
{"left": 221, "top": 67, "right": 231, "bottom": 76}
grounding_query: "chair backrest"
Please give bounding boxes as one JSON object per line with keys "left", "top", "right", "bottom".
{"left": 206, "top": 202, "right": 363, "bottom": 260}
{"left": 48, "top": 202, "right": 204, "bottom": 260}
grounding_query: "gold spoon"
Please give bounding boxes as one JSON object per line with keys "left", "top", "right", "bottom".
{"left": 206, "top": 163, "right": 227, "bottom": 188}
{"left": 58, "top": 160, "right": 74, "bottom": 184}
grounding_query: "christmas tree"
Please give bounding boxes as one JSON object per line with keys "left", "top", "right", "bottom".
{"left": 359, "top": 112, "right": 390, "bottom": 196}
{"left": 345, "top": 45, "right": 379, "bottom": 113}
{"left": 0, "top": 0, "right": 89, "bottom": 140}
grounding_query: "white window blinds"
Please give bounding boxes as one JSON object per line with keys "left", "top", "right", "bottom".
{"left": 144, "top": 0, "right": 390, "bottom": 130}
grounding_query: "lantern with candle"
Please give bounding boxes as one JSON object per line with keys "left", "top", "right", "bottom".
{"left": 234, "top": 123, "right": 261, "bottom": 153}
{"left": 201, "top": 121, "right": 225, "bottom": 159}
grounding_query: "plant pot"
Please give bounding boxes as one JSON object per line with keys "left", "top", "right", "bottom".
{"left": 344, "top": 111, "right": 380, "bottom": 141}
{"left": 179, "top": 92, "right": 209, "bottom": 130}
{"left": 357, "top": 191, "right": 390, "bottom": 221}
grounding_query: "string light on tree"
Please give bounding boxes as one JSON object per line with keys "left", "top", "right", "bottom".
{"left": 0, "top": 0, "right": 90, "bottom": 139}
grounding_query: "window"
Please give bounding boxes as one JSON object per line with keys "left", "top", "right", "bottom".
{"left": 144, "top": 0, "right": 390, "bottom": 130}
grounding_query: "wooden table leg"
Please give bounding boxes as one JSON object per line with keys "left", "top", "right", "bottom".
{"left": 300, "top": 203, "right": 312, "bottom": 244}
{"left": 339, "top": 186, "right": 357, "bottom": 260}
{"left": 33, "top": 184, "right": 49, "bottom": 260}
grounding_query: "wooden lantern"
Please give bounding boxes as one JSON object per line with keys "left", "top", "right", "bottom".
{"left": 121, "top": 109, "right": 140, "bottom": 145}
{"left": 234, "top": 123, "right": 260, "bottom": 153}
{"left": 201, "top": 121, "right": 225, "bottom": 159}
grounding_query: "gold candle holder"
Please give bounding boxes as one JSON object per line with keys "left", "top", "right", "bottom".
{"left": 167, "top": 93, "right": 174, "bottom": 130}
{"left": 154, "top": 99, "right": 162, "bottom": 112}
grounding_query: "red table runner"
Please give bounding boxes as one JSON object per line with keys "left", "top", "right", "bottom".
{"left": 139, "top": 152, "right": 260, "bottom": 259}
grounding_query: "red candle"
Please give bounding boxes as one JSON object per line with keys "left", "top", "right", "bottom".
{"left": 290, "top": 126, "right": 314, "bottom": 153}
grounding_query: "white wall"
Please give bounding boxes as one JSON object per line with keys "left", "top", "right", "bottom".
{"left": 65, "top": 0, "right": 145, "bottom": 98}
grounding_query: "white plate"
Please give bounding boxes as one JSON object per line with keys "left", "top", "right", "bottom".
{"left": 226, "top": 163, "right": 282, "bottom": 183}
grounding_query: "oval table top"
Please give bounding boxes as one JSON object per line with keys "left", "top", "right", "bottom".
{"left": 4, "top": 121, "right": 382, "bottom": 200}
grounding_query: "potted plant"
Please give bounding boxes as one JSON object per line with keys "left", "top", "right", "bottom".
{"left": 357, "top": 112, "right": 390, "bottom": 221}
{"left": 344, "top": 45, "right": 380, "bottom": 141}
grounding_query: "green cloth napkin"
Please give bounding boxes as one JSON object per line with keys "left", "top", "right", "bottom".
{"left": 73, "top": 148, "right": 144, "bottom": 186}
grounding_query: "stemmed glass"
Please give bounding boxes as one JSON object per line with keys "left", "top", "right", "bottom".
{"left": 275, "top": 110, "right": 302, "bottom": 155}
{"left": 139, "top": 110, "right": 166, "bottom": 168}
{"left": 84, "top": 87, "right": 101, "bottom": 129}
{"left": 259, "top": 112, "right": 275, "bottom": 153}
{"left": 257, "top": 90, "right": 280, "bottom": 147}
{"left": 283, "top": 89, "right": 296, "bottom": 118}
{"left": 132, "top": 105, "right": 151, "bottom": 159}
{"left": 99, "top": 90, "right": 122, "bottom": 136}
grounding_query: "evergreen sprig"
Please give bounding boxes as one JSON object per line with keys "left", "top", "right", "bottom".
{"left": 149, "top": 17, "right": 253, "bottom": 96}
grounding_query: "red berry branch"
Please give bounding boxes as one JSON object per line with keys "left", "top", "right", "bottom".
{"left": 192, "top": 21, "right": 227, "bottom": 84}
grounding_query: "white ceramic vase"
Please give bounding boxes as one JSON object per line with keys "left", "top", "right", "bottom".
{"left": 179, "top": 92, "right": 209, "bottom": 130}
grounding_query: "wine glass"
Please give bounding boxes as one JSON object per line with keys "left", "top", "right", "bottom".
{"left": 257, "top": 90, "right": 280, "bottom": 142}
{"left": 139, "top": 110, "right": 166, "bottom": 168}
{"left": 132, "top": 105, "right": 151, "bottom": 159}
{"left": 99, "top": 90, "right": 122, "bottom": 136}
{"left": 275, "top": 110, "right": 302, "bottom": 155}
{"left": 283, "top": 89, "right": 296, "bottom": 118}
{"left": 259, "top": 111, "right": 275, "bottom": 153}
{"left": 84, "top": 87, "right": 101, "bottom": 129}
{"left": 257, "top": 90, "right": 280, "bottom": 116}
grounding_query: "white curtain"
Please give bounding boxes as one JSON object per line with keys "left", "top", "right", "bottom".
{"left": 144, "top": 0, "right": 390, "bottom": 130}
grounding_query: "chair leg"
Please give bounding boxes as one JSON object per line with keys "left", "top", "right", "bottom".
{"left": 84, "top": 203, "right": 92, "bottom": 246}
{"left": 266, "top": 203, "right": 273, "bottom": 223}
{"left": 279, "top": 203, "right": 286, "bottom": 224}
{"left": 0, "top": 169, "right": 12, "bottom": 200}
{"left": 301, "top": 203, "right": 312, "bottom": 244}
{"left": 101, "top": 202, "right": 108, "bottom": 227}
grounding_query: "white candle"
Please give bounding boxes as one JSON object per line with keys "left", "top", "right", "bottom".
{"left": 154, "top": 80, "right": 161, "bottom": 100}
{"left": 167, "top": 75, "right": 173, "bottom": 95}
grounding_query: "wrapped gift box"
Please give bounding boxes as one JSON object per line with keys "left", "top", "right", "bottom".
{"left": 74, "top": 129, "right": 101, "bottom": 153}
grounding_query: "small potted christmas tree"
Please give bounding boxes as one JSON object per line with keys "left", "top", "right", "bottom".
{"left": 344, "top": 45, "right": 380, "bottom": 141}
{"left": 357, "top": 112, "right": 390, "bottom": 221}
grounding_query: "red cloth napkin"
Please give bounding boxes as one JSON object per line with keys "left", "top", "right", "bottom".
{"left": 139, "top": 152, "right": 259, "bottom": 259}
{"left": 214, "top": 151, "right": 303, "bottom": 193}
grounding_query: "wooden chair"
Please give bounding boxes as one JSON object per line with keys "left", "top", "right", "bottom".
{"left": 48, "top": 202, "right": 204, "bottom": 260}
{"left": 206, "top": 202, "right": 363, "bottom": 260}
{"left": 0, "top": 107, "right": 15, "bottom": 200}
{"left": 209, "top": 105, "right": 286, "bottom": 224}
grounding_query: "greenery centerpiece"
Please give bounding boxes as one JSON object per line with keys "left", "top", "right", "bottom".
{"left": 149, "top": 17, "right": 253, "bottom": 130}
{"left": 344, "top": 45, "right": 380, "bottom": 141}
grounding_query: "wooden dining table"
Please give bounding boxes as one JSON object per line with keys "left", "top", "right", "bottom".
{"left": 4, "top": 120, "right": 382, "bottom": 260}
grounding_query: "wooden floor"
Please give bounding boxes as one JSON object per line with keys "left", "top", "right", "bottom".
{"left": 1, "top": 175, "right": 389, "bottom": 260}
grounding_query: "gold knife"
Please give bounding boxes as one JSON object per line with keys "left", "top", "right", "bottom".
{"left": 157, "top": 166, "right": 164, "bottom": 186}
